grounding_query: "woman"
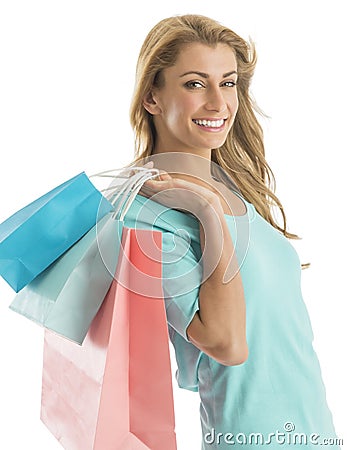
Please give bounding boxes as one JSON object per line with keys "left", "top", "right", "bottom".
{"left": 118, "top": 14, "right": 341, "bottom": 449}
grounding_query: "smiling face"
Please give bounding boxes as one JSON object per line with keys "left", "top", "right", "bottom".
{"left": 143, "top": 42, "right": 239, "bottom": 158}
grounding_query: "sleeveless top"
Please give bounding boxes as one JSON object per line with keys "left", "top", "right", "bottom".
{"left": 119, "top": 189, "right": 341, "bottom": 450}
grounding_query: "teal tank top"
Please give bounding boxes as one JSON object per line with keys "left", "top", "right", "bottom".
{"left": 119, "top": 190, "right": 341, "bottom": 450}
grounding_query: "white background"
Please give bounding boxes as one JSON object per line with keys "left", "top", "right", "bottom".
{"left": 0, "top": 1, "right": 346, "bottom": 448}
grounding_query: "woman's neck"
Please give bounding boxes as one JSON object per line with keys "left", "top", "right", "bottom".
{"left": 149, "top": 150, "right": 214, "bottom": 182}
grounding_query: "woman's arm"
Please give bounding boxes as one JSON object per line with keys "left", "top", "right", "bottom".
{"left": 140, "top": 172, "right": 248, "bottom": 366}
{"left": 186, "top": 197, "right": 248, "bottom": 366}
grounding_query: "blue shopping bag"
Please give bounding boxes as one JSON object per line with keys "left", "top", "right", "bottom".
{"left": 8, "top": 166, "right": 161, "bottom": 344}
{"left": 0, "top": 172, "right": 113, "bottom": 292}
{"left": 9, "top": 213, "right": 122, "bottom": 344}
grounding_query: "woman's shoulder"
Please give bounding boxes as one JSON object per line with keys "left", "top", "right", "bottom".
{"left": 123, "top": 194, "right": 199, "bottom": 232}
{"left": 118, "top": 193, "right": 202, "bottom": 259}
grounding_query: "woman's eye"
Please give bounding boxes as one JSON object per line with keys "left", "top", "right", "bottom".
{"left": 222, "top": 80, "right": 237, "bottom": 87}
{"left": 184, "top": 80, "right": 205, "bottom": 89}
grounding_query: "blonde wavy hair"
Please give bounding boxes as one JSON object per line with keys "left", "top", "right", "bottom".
{"left": 126, "top": 14, "right": 310, "bottom": 269}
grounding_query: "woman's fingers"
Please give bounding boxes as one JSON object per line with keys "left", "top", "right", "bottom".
{"left": 127, "top": 161, "right": 154, "bottom": 177}
{"left": 157, "top": 170, "right": 172, "bottom": 181}
{"left": 138, "top": 167, "right": 219, "bottom": 217}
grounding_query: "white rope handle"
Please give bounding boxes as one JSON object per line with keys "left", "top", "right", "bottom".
{"left": 90, "top": 165, "right": 160, "bottom": 221}
{"left": 89, "top": 165, "right": 153, "bottom": 179}
{"left": 117, "top": 169, "right": 160, "bottom": 221}
{"left": 90, "top": 165, "right": 154, "bottom": 201}
{"left": 106, "top": 170, "right": 150, "bottom": 205}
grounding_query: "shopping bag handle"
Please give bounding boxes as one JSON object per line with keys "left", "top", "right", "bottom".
{"left": 116, "top": 169, "right": 159, "bottom": 221}
{"left": 90, "top": 166, "right": 161, "bottom": 221}
{"left": 90, "top": 165, "right": 154, "bottom": 179}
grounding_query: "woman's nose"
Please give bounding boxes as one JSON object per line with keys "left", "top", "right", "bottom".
{"left": 204, "top": 87, "right": 227, "bottom": 113}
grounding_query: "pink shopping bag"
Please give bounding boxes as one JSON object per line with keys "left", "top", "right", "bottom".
{"left": 40, "top": 227, "right": 177, "bottom": 450}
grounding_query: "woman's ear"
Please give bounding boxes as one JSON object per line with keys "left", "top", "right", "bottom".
{"left": 143, "top": 91, "right": 162, "bottom": 115}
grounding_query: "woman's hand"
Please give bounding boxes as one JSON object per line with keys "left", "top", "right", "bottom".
{"left": 139, "top": 165, "right": 222, "bottom": 219}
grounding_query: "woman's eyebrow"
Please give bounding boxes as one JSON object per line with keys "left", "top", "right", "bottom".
{"left": 179, "top": 70, "right": 238, "bottom": 78}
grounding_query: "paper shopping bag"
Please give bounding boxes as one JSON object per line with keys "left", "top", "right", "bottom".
{"left": 0, "top": 172, "right": 113, "bottom": 292}
{"left": 8, "top": 166, "right": 162, "bottom": 344}
{"left": 40, "top": 227, "right": 177, "bottom": 450}
{"left": 9, "top": 212, "right": 122, "bottom": 344}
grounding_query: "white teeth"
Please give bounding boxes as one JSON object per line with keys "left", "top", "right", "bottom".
{"left": 193, "top": 119, "right": 224, "bottom": 128}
